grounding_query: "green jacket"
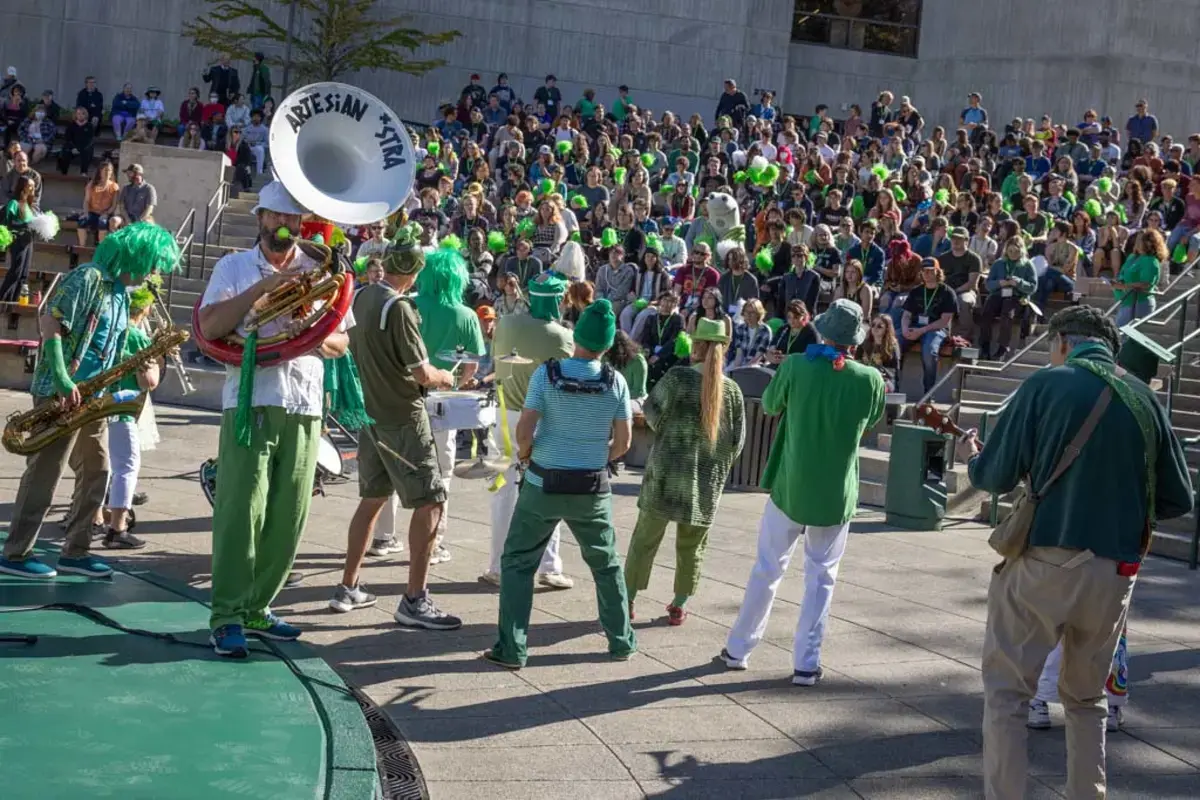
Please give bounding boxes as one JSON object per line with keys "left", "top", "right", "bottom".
{"left": 968, "top": 343, "right": 1193, "bottom": 562}
{"left": 760, "top": 354, "right": 885, "bottom": 526}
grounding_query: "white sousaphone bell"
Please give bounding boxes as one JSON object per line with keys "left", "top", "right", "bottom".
{"left": 269, "top": 82, "right": 415, "bottom": 224}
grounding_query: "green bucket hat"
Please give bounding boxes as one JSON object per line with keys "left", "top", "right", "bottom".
{"left": 574, "top": 299, "right": 617, "bottom": 353}
{"left": 693, "top": 316, "right": 730, "bottom": 345}
{"left": 527, "top": 272, "right": 567, "bottom": 321}
{"left": 813, "top": 298, "right": 866, "bottom": 347}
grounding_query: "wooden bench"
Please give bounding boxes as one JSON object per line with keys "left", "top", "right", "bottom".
{"left": 0, "top": 337, "right": 40, "bottom": 374}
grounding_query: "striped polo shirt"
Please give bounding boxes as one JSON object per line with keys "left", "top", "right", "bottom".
{"left": 523, "top": 358, "right": 631, "bottom": 488}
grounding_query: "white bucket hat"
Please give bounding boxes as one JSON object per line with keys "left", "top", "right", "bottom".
{"left": 252, "top": 181, "right": 306, "bottom": 215}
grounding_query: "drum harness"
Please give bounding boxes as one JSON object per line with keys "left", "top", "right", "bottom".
{"left": 524, "top": 358, "right": 620, "bottom": 493}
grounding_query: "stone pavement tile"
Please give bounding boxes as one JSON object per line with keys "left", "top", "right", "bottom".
{"left": 1035, "top": 773, "right": 1200, "bottom": 799}
{"left": 831, "top": 657, "right": 982, "bottom": 698}
{"left": 424, "top": 781, "right": 644, "bottom": 800}
{"left": 416, "top": 744, "right": 632, "bottom": 782}
{"left": 544, "top": 675, "right": 737, "bottom": 715}
{"left": 813, "top": 629, "right": 948, "bottom": 668}
{"left": 698, "top": 667, "right": 886, "bottom": 703}
{"left": 517, "top": 649, "right": 691, "bottom": 689}
{"left": 399, "top": 712, "right": 600, "bottom": 748}
{"left": 584, "top": 705, "right": 788, "bottom": 744}
{"left": 1028, "top": 729, "right": 1200, "bottom": 776}
{"left": 634, "top": 777, "right": 860, "bottom": 798}
{"left": 610, "top": 739, "right": 835, "bottom": 780}
{"left": 900, "top": 693, "right": 984, "bottom": 736}
{"left": 750, "top": 697, "right": 953, "bottom": 740}
{"left": 380, "top": 684, "right": 561, "bottom": 720}
{"left": 1121, "top": 728, "right": 1200, "bottom": 770}
{"left": 850, "top": 775, "right": 1059, "bottom": 799}
{"left": 335, "top": 656, "right": 532, "bottom": 692}
{"left": 1118, "top": 684, "right": 1200, "bottom": 728}
{"left": 799, "top": 732, "right": 981, "bottom": 779}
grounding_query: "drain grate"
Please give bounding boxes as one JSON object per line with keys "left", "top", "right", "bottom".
{"left": 353, "top": 688, "right": 429, "bottom": 800}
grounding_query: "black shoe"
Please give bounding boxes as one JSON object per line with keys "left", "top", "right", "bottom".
{"left": 89, "top": 523, "right": 107, "bottom": 541}
{"left": 131, "top": 492, "right": 149, "bottom": 506}
{"left": 103, "top": 528, "right": 146, "bottom": 550}
{"left": 993, "top": 347, "right": 1011, "bottom": 362}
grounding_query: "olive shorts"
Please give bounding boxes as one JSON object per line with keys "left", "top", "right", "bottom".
{"left": 357, "top": 419, "right": 447, "bottom": 509}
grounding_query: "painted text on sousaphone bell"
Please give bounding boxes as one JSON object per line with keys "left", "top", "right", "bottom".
{"left": 283, "top": 90, "right": 409, "bottom": 171}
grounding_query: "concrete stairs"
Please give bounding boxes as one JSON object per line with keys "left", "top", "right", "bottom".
{"left": 856, "top": 430, "right": 977, "bottom": 515}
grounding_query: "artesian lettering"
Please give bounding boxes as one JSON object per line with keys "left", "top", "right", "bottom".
{"left": 287, "top": 91, "right": 370, "bottom": 133}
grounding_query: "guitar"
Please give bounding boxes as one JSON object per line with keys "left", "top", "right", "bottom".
{"left": 912, "top": 403, "right": 971, "bottom": 440}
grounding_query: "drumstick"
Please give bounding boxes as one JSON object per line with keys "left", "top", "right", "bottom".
{"left": 373, "top": 439, "right": 419, "bottom": 472}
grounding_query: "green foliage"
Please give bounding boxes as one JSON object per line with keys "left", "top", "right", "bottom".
{"left": 182, "top": 0, "right": 462, "bottom": 85}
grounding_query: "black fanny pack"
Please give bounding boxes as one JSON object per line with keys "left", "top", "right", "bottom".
{"left": 528, "top": 462, "right": 610, "bottom": 495}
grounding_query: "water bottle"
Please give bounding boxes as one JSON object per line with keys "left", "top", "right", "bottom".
{"left": 17, "top": 284, "right": 29, "bottom": 306}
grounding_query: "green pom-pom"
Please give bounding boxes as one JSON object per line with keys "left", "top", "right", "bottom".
{"left": 733, "top": 170, "right": 747, "bottom": 184}
{"left": 766, "top": 317, "right": 784, "bottom": 334}
{"left": 641, "top": 153, "right": 654, "bottom": 168}
{"left": 934, "top": 189, "right": 949, "bottom": 204}
{"left": 754, "top": 247, "right": 773, "bottom": 273}
{"left": 1097, "top": 177, "right": 1112, "bottom": 194}
{"left": 538, "top": 178, "right": 555, "bottom": 196}
{"left": 892, "top": 186, "right": 907, "bottom": 203}
{"left": 487, "top": 230, "right": 507, "bottom": 254}
{"left": 759, "top": 164, "right": 780, "bottom": 187}
{"left": 1173, "top": 243, "right": 1189, "bottom": 264}
{"left": 515, "top": 218, "right": 535, "bottom": 240}
{"left": 807, "top": 251, "right": 817, "bottom": 268}
{"left": 613, "top": 167, "right": 627, "bottom": 185}
{"left": 570, "top": 194, "right": 588, "bottom": 209}
{"left": 353, "top": 256, "right": 368, "bottom": 275}
{"left": 601, "top": 228, "right": 619, "bottom": 248}
{"left": 610, "top": 147, "right": 622, "bottom": 159}
{"left": 747, "top": 166, "right": 764, "bottom": 185}
{"left": 440, "top": 233, "right": 464, "bottom": 252}
{"left": 1065, "top": 191, "right": 1077, "bottom": 207}
{"left": 634, "top": 298, "right": 649, "bottom": 311}
{"left": 646, "top": 234, "right": 663, "bottom": 253}
{"left": 851, "top": 195, "right": 865, "bottom": 220}
{"left": 673, "top": 331, "right": 692, "bottom": 359}
{"left": 0, "top": 225, "right": 11, "bottom": 251}
{"left": 556, "top": 140, "right": 572, "bottom": 156}
{"left": 1117, "top": 204, "right": 1128, "bottom": 223}
{"left": 804, "top": 169, "right": 819, "bottom": 184}
{"left": 426, "top": 141, "right": 440, "bottom": 156}
{"left": 1084, "top": 199, "right": 1102, "bottom": 220}
{"left": 871, "top": 163, "right": 889, "bottom": 181}
{"left": 569, "top": 230, "right": 581, "bottom": 243}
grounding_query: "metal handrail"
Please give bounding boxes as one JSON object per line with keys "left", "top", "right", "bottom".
{"left": 198, "top": 181, "right": 232, "bottom": 283}
{"left": 170, "top": 207, "right": 197, "bottom": 310}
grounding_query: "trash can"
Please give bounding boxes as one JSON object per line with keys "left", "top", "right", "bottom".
{"left": 726, "top": 366, "right": 779, "bottom": 492}
{"left": 884, "top": 421, "right": 952, "bottom": 530}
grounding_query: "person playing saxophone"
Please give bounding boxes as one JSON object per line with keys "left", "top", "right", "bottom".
{"left": 0, "top": 222, "right": 180, "bottom": 580}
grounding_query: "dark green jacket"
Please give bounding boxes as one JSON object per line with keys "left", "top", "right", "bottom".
{"left": 968, "top": 344, "right": 1193, "bottom": 562}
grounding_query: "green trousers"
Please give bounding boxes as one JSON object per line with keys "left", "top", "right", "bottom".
{"left": 493, "top": 482, "right": 635, "bottom": 666}
{"left": 624, "top": 510, "right": 711, "bottom": 598}
{"left": 210, "top": 408, "right": 320, "bottom": 630}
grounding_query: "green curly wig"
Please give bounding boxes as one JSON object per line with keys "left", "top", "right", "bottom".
{"left": 93, "top": 222, "right": 180, "bottom": 280}
{"left": 128, "top": 286, "right": 155, "bottom": 315}
{"left": 415, "top": 247, "right": 469, "bottom": 308}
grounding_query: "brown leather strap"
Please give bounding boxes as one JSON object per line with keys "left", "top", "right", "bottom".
{"left": 1034, "top": 386, "right": 1113, "bottom": 499}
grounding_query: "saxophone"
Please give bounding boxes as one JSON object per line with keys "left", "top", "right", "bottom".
{"left": 2, "top": 327, "right": 191, "bottom": 456}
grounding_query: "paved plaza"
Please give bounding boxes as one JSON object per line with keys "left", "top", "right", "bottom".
{"left": 1, "top": 390, "right": 1199, "bottom": 799}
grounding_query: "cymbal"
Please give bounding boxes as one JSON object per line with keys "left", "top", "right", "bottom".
{"left": 436, "top": 348, "right": 483, "bottom": 364}
{"left": 453, "top": 457, "right": 510, "bottom": 480}
{"left": 497, "top": 350, "right": 532, "bottom": 365}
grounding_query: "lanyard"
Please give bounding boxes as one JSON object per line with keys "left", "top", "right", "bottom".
{"left": 729, "top": 273, "right": 743, "bottom": 298}
{"left": 657, "top": 314, "right": 672, "bottom": 341}
{"left": 786, "top": 328, "right": 801, "bottom": 352}
{"left": 922, "top": 286, "right": 935, "bottom": 315}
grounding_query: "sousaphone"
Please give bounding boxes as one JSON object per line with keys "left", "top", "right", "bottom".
{"left": 193, "top": 82, "right": 415, "bottom": 365}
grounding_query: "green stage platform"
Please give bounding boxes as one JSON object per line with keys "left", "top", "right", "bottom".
{"left": 0, "top": 546, "right": 380, "bottom": 800}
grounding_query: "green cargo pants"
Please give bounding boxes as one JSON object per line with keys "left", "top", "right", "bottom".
{"left": 492, "top": 482, "right": 635, "bottom": 666}
{"left": 624, "top": 509, "right": 711, "bottom": 598}
{"left": 209, "top": 408, "right": 320, "bottom": 630}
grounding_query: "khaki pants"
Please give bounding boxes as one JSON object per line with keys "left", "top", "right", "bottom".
{"left": 983, "top": 546, "right": 1135, "bottom": 800}
{"left": 3, "top": 397, "right": 109, "bottom": 561}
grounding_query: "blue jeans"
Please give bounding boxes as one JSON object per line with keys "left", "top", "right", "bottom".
{"left": 1115, "top": 297, "right": 1156, "bottom": 328}
{"left": 904, "top": 327, "right": 949, "bottom": 393}
{"left": 881, "top": 291, "right": 908, "bottom": 331}
{"left": 1167, "top": 224, "right": 1196, "bottom": 255}
{"left": 1036, "top": 269, "right": 1075, "bottom": 312}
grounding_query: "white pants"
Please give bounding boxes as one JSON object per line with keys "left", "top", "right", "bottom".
{"left": 106, "top": 420, "right": 141, "bottom": 510}
{"left": 725, "top": 498, "right": 850, "bottom": 671}
{"left": 1036, "top": 638, "right": 1128, "bottom": 707}
{"left": 249, "top": 144, "right": 265, "bottom": 174}
{"left": 432, "top": 427, "right": 455, "bottom": 540}
{"left": 375, "top": 493, "right": 400, "bottom": 539}
{"left": 488, "top": 409, "right": 562, "bottom": 575}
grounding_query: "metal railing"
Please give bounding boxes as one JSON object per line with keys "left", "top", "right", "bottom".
{"left": 1118, "top": 275, "right": 1200, "bottom": 419}
{"left": 791, "top": 10, "right": 923, "bottom": 58}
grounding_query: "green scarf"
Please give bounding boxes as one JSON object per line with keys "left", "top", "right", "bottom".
{"left": 1067, "top": 345, "right": 1157, "bottom": 523}
{"left": 323, "top": 351, "right": 374, "bottom": 430}
{"left": 234, "top": 331, "right": 259, "bottom": 447}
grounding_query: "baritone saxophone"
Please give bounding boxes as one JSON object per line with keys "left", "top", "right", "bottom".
{"left": 1, "top": 327, "right": 191, "bottom": 455}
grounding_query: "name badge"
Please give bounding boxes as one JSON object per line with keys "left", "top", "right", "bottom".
{"left": 728, "top": 304, "right": 739, "bottom": 316}
{"left": 917, "top": 315, "right": 929, "bottom": 326}
{"left": 1001, "top": 288, "right": 1013, "bottom": 298}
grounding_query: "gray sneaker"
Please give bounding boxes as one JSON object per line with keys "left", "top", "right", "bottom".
{"left": 394, "top": 592, "right": 462, "bottom": 631}
{"left": 367, "top": 535, "right": 404, "bottom": 557}
{"left": 428, "top": 543, "right": 453, "bottom": 565}
{"left": 329, "top": 583, "right": 378, "bottom": 613}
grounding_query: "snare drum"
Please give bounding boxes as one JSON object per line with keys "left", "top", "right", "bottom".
{"left": 315, "top": 435, "right": 344, "bottom": 480}
{"left": 425, "top": 391, "right": 497, "bottom": 432}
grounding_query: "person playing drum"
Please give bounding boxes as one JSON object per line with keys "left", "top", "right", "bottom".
{"left": 330, "top": 232, "right": 463, "bottom": 629}
{"left": 414, "top": 243, "right": 487, "bottom": 565}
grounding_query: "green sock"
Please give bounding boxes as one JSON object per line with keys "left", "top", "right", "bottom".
{"left": 671, "top": 593, "right": 689, "bottom": 608}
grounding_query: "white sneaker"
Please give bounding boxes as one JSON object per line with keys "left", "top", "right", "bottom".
{"left": 367, "top": 536, "right": 404, "bottom": 557}
{"left": 1107, "top": 705, "right": 1124, "bottom": 732}
{"left": 720, "top": 647, "right": 748, "bottom": 670}
{"left": 1027, "top": 699, "right": 1051, "bottom": 730}
{"left": 329, "top": 583, "right": 378, "bottom": 613}
{"left": 429, "top": 544, "right": 452, "bottom": 565}
{"left": 537, "top": 572, "right": 574, "bottom": 590}
{"left": 478, "top": 571, "right": 500, "bottom": 586}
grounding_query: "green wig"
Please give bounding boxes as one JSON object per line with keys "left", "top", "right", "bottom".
{"left": 415, "top": 247, "right": 469, "bottom": 308}
{"left": 93, "top": 222, "right": 180, "bottom": 280}
{"left": 0, "top": 225, "right": 12, "bottom": 251}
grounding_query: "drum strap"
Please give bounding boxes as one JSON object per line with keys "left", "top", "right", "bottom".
{"left": 380, "top": 293, "right": 402, "bottom": 331}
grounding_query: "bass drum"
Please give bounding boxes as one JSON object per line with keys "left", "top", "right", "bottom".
{"left": 199, "top": 434, "right": 344, "bottom": 508}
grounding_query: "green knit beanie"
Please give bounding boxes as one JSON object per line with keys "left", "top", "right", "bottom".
{"left": 527, "top": 272, "right": 566, "bottom": 321}
{"left": 574, "top": 299, "right": 617, "bottom": 353}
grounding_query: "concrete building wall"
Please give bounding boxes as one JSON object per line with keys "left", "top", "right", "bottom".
{"left": 117, "top": 143, "right": 230, "bottom": 235}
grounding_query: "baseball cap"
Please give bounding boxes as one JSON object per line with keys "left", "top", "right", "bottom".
{"left": 125, "top": 163, "right": 144, "bottom": 175}
{"left": 921, "top": 257, "right": 940, "bottom": 269}
{"left": 949, "top": 226, "right": 969, "bottom": 239}
{"left": 5, "top": 67, "right": 15, "bottom": 77}
{"left": 538, "top": 144, "right": 552, "bottom": 155}
{"left": 476, "top": 305, "right": 496, "bottom": 321}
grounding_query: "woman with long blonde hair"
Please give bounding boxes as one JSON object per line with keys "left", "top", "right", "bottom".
{"left": 624, "top": 317, "right": 746, "bottom": 625}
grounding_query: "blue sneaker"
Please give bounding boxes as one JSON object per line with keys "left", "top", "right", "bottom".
{"left": 245, "top": 612, "right": 301, "bottom": 641}
{"left": 0, "top": 557, "right": 58, "bottom": 579}
{"left": 210, "top": 624, "right": 249, "bottom": 659}
{"left": 56, "top": 555, "right": 113, "bottom": 578}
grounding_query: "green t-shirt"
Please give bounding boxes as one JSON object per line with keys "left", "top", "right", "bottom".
{"left": 414, "top": 300, "right": 486, "bottom": 371}
{"left": 348, "top": 285, "right": 429, "bottom": 427}
{"left": 1115, "top": 254, "right": 1161, "bottom": 307}
{"left": 619, "top": 353, "right": 648, "bottom": 401}
{"left": 492, "top": 313, "right": 573, "bottom": 409}
{"left": 114, "top": 325, "right": 151, "bottom": 423}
